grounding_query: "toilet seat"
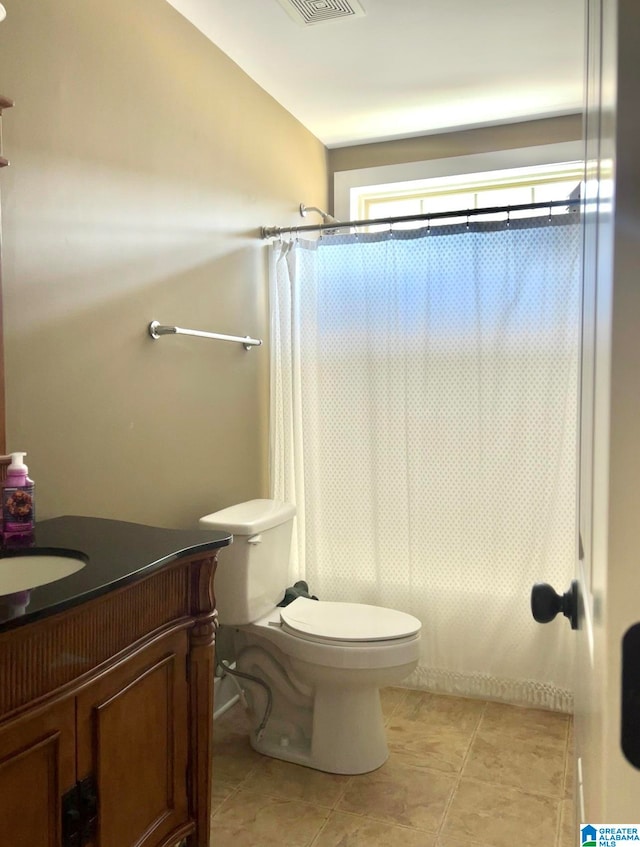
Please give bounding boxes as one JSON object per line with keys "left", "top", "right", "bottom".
{"left": 280, "top": 597, "right": 421, "bottom": 643}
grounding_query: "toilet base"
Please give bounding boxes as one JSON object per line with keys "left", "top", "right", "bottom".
{"left": 234, "top": 623, "right": 418, "bottom": 775}
{"left": 249, "top": 683, "right": 389, "bottom": 774}
{"left": 312, "top": 683, "right": 389, "bottom": 773}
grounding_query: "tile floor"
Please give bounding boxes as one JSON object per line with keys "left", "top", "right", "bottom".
{"left": 211, "top": 687, "right": 575, "bottom": 847}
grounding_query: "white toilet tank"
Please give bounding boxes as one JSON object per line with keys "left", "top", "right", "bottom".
{"left": 199, "top": 499, "right": 296, "bottom": 625}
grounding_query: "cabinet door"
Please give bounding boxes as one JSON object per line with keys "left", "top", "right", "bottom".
{"left": 0, "top": 698, "right": 76, "bottom": 847}
{"left": 76, "top": 631, "right": 190, "bottom": 847}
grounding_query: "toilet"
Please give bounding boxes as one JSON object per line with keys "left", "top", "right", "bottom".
{"left": 200, "top": 499, "right": 421, "bottom": 775}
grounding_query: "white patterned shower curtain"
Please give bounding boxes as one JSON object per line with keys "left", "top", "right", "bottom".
{"left": 270, "top": 217, "right": 581, "bottom": 711}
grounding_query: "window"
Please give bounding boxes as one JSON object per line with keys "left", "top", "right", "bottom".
{"left": 333, "top": 141, "right": 585, "bottom": 226}
{"left": 352, "top": 161, "right": 583, "bottom": 231}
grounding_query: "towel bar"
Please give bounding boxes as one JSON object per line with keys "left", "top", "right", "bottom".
{"left": 148, "top": 321, "right": 262, "bottom": 351}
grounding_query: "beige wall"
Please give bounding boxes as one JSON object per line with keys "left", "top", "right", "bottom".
{"left": 0, "top": 0, "right": 584, "bottom": 530}
{"left": 0, "top": 0, "right": 327, "bottom": 528}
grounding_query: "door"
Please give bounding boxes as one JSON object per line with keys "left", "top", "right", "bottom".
{"left": 75, "top": 632, "right": 191, "bottom": 847}
{"left": 0, "top": 698, "right": 76, "bottom": 847}
{"left": 574, "top": 0, "right": 640, "bottom": 823}
{"left": 531, "top": 0, "right": 640, "bottom": 824}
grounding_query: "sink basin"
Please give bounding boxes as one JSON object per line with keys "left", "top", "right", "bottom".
{"left": 0, "top": 548, "right": 88, "bottom": 594}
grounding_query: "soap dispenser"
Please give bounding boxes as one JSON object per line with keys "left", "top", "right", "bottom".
{"left": 2, "top": 452, "right": 35, "bottom": 542}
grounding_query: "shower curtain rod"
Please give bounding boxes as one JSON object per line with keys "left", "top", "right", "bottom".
{"left": 260, "top": 198, "right": 578, "bottom": 239}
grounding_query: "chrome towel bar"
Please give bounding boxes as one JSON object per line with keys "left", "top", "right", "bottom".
{"left": 148, "top": 321, "right": 262, "bottom": 351}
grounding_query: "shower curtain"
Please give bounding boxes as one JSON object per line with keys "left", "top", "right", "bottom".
{"left": 270, "top": 216, "right": 581, "bottom": 711}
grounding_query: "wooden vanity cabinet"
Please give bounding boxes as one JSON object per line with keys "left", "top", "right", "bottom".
{"left": 0, "top": 632, "right": 189, "bottom": 847}
{"left": 0, "top": 545, "right": 220, "bottom": 847}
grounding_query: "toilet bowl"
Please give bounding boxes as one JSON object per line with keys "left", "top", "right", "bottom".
{"left": 200, "top": 499, "right": 421, "bottom": 774}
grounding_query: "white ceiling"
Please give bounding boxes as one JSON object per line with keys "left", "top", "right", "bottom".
{"left": 166, "top": 0, "right": 585, "bottom": 148}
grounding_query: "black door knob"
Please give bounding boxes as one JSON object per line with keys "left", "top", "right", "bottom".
{"left": 531, "top": 580, "right": 578, "bottom": 630}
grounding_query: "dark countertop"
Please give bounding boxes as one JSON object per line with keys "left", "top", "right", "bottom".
{"left": 0, "top": 515, "right": 232, "bottom": 632}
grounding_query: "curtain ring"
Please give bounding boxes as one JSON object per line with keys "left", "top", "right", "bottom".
{"left": 548, "top": 203, "right": 553, "bottom": 222}
{"left": 427, "top": 217, "right": 431, "bottom": 234}
{"left": 466, "top": 212, "right": 470, "bottom": 230}
{"left": 506, "top": 206, "right": 511, "bottom": 228}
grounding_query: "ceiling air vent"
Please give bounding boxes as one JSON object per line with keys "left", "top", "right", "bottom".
{"left": 275, "top": 0, "right": 366, "bottom": 26}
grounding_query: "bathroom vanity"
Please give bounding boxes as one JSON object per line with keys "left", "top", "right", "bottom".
{"left": 0, "top": 515, "right": 231, "bottom": 847}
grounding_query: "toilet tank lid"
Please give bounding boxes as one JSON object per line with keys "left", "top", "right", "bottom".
{"left": 199, "top": 499, "right": 296, "bottom": 535}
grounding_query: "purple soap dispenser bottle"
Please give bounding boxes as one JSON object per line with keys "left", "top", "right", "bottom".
{"left": 2, "top": 452, "right": 35, "bottom": 542}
